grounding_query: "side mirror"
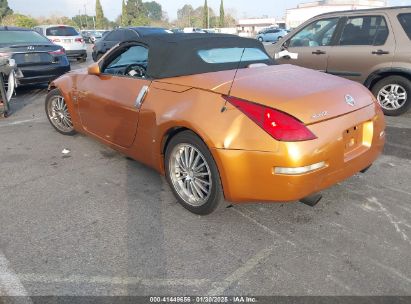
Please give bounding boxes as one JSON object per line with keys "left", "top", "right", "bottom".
{"left": 88, "top": 63, "right": 101, "bottom": 75}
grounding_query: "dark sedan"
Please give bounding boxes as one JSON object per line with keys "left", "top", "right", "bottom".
{"left": 92, "top": 27, "right": 169, "bottom": 61}
{"left": 0, "top": 26, "right": 70, "bottom": 86}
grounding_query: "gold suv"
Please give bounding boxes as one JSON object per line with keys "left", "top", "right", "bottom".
{"left": 268, "top": 6, "right": 411, "bottom": 116}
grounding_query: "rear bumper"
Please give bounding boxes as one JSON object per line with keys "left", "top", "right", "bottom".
{"left": 17, "top": 64, "right": 70, "bottom": 85}
{"left": 65, "top": 50, "right": 87, "bottom": 59}
{"left": 212, "top": 104, "right": 385, "bottom": 203}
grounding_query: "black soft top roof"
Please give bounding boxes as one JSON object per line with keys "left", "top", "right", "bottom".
{"left": 126, "top": 33, "right": 274, "bottom": 79}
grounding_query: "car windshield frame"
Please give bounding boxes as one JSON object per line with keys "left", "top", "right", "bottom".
{"left": 0, "top": 30, "right": 51, "bottom": 46}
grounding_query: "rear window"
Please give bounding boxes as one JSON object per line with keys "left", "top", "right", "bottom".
{"left": 46, "top": 26, "right": 79, "bottom": 37}
{"left": 198, "top": 47, "right": 270, "bottom": 64}
{"left": 398, "top": 13, "right": 411, "bottom": 40}
{"left": 0, "top": 30, "right": 50, "bottom": 45}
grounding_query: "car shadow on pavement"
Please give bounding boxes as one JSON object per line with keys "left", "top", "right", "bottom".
{"left": 8, "top": 84, "right": 48, "bottom": 115}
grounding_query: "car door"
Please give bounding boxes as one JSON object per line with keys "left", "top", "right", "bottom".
{"left": 326, "top": 14, "right": 395, "bottom": 83}
{"left": 76, "top": 44, "right": 151, "bottom": 148}
{"left": 276, "top": 17, "right": 340, "bottom": 71}
{"left": 265, "top": 30, "right": 276, "bottom": 42}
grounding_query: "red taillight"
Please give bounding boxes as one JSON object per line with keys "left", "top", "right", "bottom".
{"left": 51, "top": 38, "right": 61, "bottom": 43}
{"left": 75, "top": 38, "right": 84, "bottom": 43}
{"left": 49, "top": 48, "right": 65, "bottom": 56}
{"left": 223, "top": 95, "right": 317, "bottom": 142}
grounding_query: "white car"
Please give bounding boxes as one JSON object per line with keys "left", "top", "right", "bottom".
{"left": 34, "top": 25, "right": 87, "bottom": 62}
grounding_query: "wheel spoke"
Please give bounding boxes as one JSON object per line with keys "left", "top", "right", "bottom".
{"left": 191, "top": 181, "right": 205, "bottom": 199}
{"left": 195, "top": 178, "right": 211, "bottom": 186}
{"left": 194, "top": 179, "right": 209, "bottom": 193}
{"left": 188, "top": 148, "right": 195, "bottom": 169}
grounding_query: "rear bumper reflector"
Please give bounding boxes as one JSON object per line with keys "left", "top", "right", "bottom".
{"left": 274, "top": 161, "right": 326, "bottom": 175}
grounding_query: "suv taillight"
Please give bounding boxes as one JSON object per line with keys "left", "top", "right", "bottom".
{"left": 223, "top": 95, "right": 317, "bottom": 142}
{"left": 49, "top": 48, "right": 65, "bottom": 56}
{"left": 75, "top": 38, "right": 84, "bottom": 43}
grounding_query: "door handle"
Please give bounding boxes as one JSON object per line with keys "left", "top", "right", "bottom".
{"left": 135, "top": 85, "right": 149, "bottom": 108}
{"left": 312, "top": 50, "right": 326, "bottom": 55}
{"left": 372, "top": 50, "right": 389, "bottom": 55}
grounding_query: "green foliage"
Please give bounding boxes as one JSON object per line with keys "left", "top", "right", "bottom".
{"left": 95, "top": 0, "right": 106, "bottom": 29}
{"left": 0, "top": 0, "right": 12, "bottom": 20}
{"left": 219, "top": 0, "right": 225, "bottom": 27}
{"left": 121, "top": 0, "right": 128, "bottom": 27}
{"left": 124, "top": 0, "right": 149, "bottom": 26}
{"left": 72, "top": 14, "right": 95, "bottom": 29}
{"left": 143, "top": 1, "right": 162, "bottom": 21}
{"left": 2, "top": 14, "right": 37, "bottom": 28}
{"left": 203, "top": 0, "right": 208, "bottom": 28}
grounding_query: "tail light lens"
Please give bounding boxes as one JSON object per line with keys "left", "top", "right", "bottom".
{"left": 223, "top": 95, "right": 317, "bottom": 142}
{"left": 51, "top": 39, "right": 61, "bottom": 43}
{"left": 49, "top": 48, "right": 65, "bottom": 56}
{"left": 75, "top": 38, "right": 84, "bottom": 43}
{"left": 0, "top": 52, "right": 11, "bottom": 59}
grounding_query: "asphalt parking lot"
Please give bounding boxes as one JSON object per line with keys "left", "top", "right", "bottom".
{"left": 0, "top": 47, "right": 411, "bottom": 296}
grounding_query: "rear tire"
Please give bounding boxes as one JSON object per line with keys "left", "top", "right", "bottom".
{"left": 372, "top": 76, "right": 411, "bottom": 116}
{"left": 165, "top": 131, "right": 224, "bottom": 215}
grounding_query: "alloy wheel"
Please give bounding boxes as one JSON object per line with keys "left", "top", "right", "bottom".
{"left": 377, "top": 84, "right": 407, "bottom": 110}
{"left": 47, "top": 95, "right": 74, "bottom": 133}
{"left": 169, "top": 143, "right": 212, "bottom": 207}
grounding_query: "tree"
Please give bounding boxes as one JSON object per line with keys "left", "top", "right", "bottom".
{"left": 203, "top": 0, "right": 208, "bottom": 29}
{"left": 95, "top": 0, "right": 106, "bottom": 29}
{"left": 72, "top": 14, "right": 94, "bottom": 29}
{"left": 2, "top": 14, "right": 37, "bottom": 28}
{"left": 0, "top": 0, "right": 12, "bottom": 20}
{"left": 144, "top": 1, "right": 162, "bottom": 21}
{"left": 125, "top": 0, "right": 149, "bottom": 26}
{"left": 177, "top": 4, "right": 194, "bottom": 27}
{"left": 219, "top": 0, "right": 225, "bottom": 28}
{"left": 121, "top": 0, "right": 128, "bottom": 27}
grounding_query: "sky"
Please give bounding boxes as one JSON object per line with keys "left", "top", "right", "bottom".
{"left": 7, "top": 0, "right": 411, "bottom": 21}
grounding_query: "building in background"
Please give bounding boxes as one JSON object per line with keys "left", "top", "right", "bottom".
{"left": 237, "top": 18, "right": 285, "bottom": 37}
{"left": 286, "top": 0, "right": 387, "bottom": 29}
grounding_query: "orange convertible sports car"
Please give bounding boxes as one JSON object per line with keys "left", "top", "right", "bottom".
{"left": 45, "top": 34, "right": 385, "bottom": 214}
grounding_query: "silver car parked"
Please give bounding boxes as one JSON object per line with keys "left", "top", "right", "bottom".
{"left": 256, "top": 28, "right": 289, "bottom": 42}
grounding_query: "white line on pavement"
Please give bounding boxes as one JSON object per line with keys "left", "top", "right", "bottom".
{"left": 207, "top": 246, "right": 275, "bottom": 295}
{"left": 0, "top": 252, "right": 31, "bottom": 300}
{"left": 17, "top": 273, "right": 209, "bottom": 288}
{"left": 0, "top": 118, "right": 43, "bottom": 127}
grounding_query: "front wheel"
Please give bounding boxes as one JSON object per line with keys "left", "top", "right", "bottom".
{"left": 258, "top": 37, "right": 263, "bottom": 42}
{"left": 165, "top": 131, "right": 224, "bottom": 215}
{"left": 45, "top": 89, "right": 76, "bottom": 135}
{"left": 372, "top": 76, "right": 411, "bottom": 116}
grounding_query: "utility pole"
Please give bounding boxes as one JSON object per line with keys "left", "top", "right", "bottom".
{"left": 84, "top": 4, "right": 89, "bottom": 29}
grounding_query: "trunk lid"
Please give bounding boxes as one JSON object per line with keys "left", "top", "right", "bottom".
{"left": 5, "top": 44, "right": 62, "bottom": 66}
{"left": 228, "top": 64, "right": 375, "bottom": 124}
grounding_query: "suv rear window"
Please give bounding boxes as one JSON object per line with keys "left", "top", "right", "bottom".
{"left": 0, "top": 30, "right": 50, "bottom": 45}
{"left": 398, "top": 13, "right": 411, "bottom": 40}
{"left": 46, "top": 26, "right": 79, "bottom": 36}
